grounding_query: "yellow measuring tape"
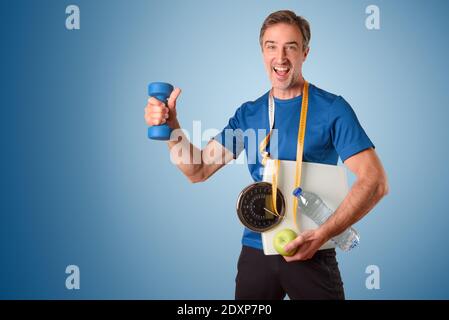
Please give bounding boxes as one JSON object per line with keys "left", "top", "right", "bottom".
{"left": 259, "top": 81, "right": 309, "bottom": 227}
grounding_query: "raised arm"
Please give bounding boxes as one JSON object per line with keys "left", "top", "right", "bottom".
{"left": 144, "top": 87, "right": 235, "bottom": 183}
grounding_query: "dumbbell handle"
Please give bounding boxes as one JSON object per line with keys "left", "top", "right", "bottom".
{"left": 147, "top": 82, "right": 174, "bottom": 140}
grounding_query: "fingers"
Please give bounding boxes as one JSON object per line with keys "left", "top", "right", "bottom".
{"left": 283, "top": 234, "right": 305, "bottom": 253}
{"left": 144, "top": 87, "right": 181, "bottom": 126}
{"left": 282, "top": 230, "right": 319, "bottom": 262}
{"left": 144, "top": 99, "right": 169, "bottom": 126}
{"left": 167, "top": 87, "right": 182, "bottom": 109}
{"left": 147, "top": 96, "right": 166, "bottom": 107}
{"left": 283, "top": 242, "right": 313, "bottom": 262}
{"left": 144, "top": 113, "right": 168, "bottom": 126}
{"left": 147, "top": 104, "right": 169, "bottom": 114}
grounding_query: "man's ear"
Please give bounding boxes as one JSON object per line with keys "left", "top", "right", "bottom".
{"left": 303, "top": 47, "right": 310, "bottom": 62}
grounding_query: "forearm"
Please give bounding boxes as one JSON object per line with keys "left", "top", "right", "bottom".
{"left": 320, "top": 176, "right": 388, "bottom": 239}
{"left": 166, "top": 119, "right": 204, "bottom": 181}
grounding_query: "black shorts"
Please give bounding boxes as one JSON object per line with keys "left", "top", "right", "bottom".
{"left": 235, "top": 245, "right": 345, "bottom": 300}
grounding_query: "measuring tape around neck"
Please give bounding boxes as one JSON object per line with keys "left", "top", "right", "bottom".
{"left": 259, "top": 81, "right": 309, "bottom": 228}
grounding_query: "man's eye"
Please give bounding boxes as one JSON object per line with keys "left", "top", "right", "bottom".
{"left": 286, "top": 46, "right": 297, "bottom": 51}
{"left": 267, "top": 45, "right": 276, "bottom": 50}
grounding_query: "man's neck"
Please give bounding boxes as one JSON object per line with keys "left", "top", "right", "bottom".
{"left": 272, "top": 78, "right": 305, "bottom": 100}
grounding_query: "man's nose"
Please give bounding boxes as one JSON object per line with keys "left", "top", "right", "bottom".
{"left": 275, "top": 48, "right": 287, "bottom": 63}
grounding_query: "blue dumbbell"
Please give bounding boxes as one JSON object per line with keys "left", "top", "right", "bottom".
{"left": 147, "top": 82, "right": 174, "bottom": 140}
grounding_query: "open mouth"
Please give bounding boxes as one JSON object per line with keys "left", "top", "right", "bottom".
{"left": 272, "top": 66, "right": 290, "bottom": 78}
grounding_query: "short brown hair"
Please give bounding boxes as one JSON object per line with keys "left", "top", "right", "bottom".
{"left": 259, "top": 10, "right": 311, "bottom": 51}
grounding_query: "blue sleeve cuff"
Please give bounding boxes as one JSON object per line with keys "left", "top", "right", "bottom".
{"left": 338, "top": 137, "right": 375, "bottom": 162}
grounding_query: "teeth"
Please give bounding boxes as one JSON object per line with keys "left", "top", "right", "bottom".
{"left": 273, "top": 67, "right": 289, "bottom": 72}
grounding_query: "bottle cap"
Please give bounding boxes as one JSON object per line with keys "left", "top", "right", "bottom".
{"left": 292, "top": 187, "right": 302, "bottom": 197}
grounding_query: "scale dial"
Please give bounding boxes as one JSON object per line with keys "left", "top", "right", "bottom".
{"left": 236, "top": 182, "right": 285, "bottom": 232}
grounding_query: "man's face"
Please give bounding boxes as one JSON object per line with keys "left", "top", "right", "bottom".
{"left": 261, "top": 23, "right": 309, "bottom": 92}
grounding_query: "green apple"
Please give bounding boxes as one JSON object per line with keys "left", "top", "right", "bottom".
{"left": 273, "top": 229, "right": 298, "bottom": 256}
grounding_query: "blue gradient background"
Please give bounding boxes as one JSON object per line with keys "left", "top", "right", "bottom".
{"left": 1, "top": 0, "right": 448, "bottom": 299}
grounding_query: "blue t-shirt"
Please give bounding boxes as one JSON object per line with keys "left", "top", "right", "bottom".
{"left": 215, "top": 83, "right": 374, "bottom": 250}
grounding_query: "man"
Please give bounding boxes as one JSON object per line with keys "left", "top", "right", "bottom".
{"left": 144, "top": 10, "right": 389, "bottom": 300}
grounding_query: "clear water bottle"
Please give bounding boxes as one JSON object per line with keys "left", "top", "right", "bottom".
{"left": 292, "top": 187, "right": 360, "bottom": 251}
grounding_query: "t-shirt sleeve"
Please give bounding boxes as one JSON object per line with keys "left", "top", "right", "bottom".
{"left": 329, "top": 96, "right": 375, "bottom": 162}
{"left": 212, "top": 106, "right": 245, "bottom": 159}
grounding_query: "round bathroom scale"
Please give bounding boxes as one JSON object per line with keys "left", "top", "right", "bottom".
{"left": 236, "top": 182, "right": 285, "bottom": 232}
